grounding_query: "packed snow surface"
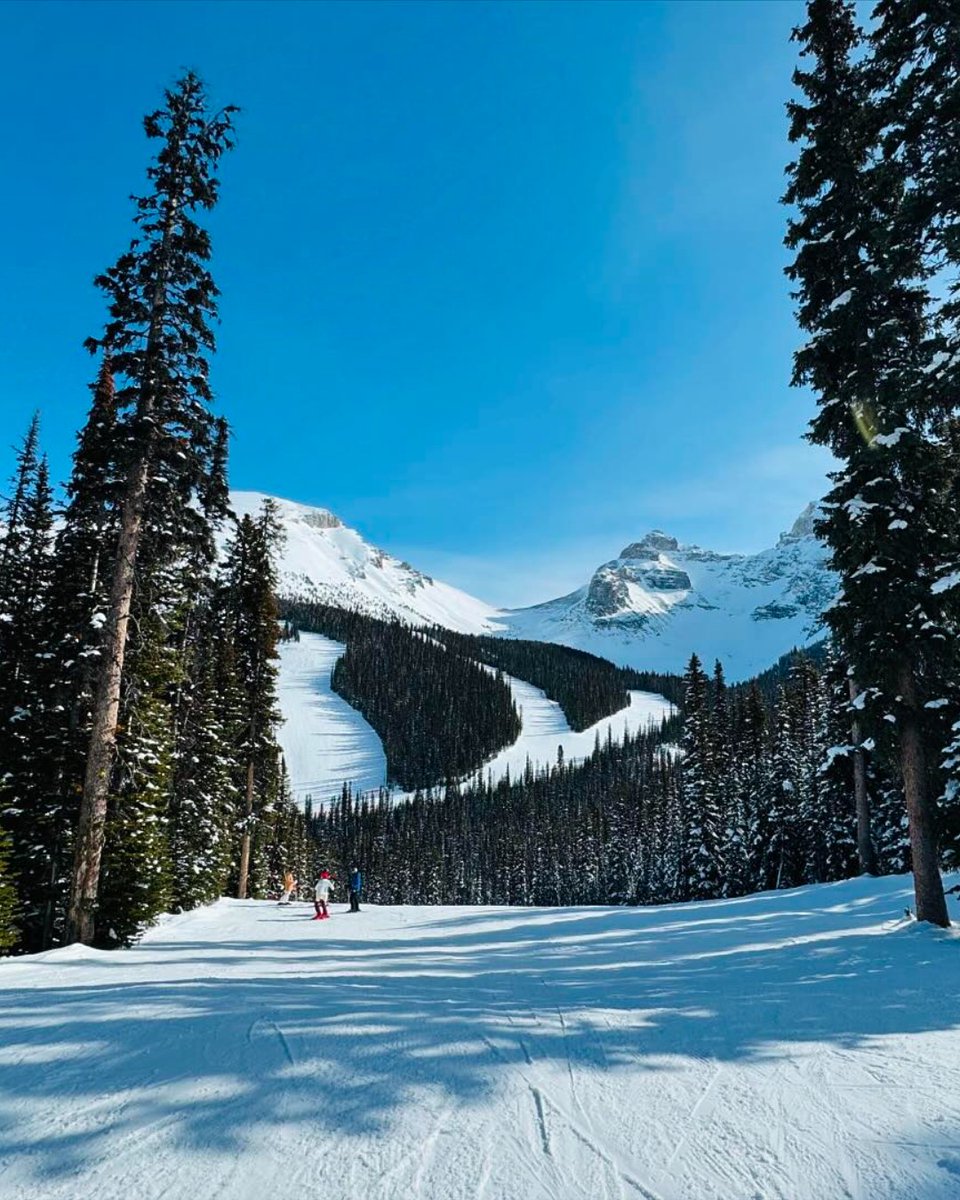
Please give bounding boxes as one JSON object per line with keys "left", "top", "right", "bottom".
{"left": 276, "top": 634, "right": 386, "bottom": 802}
{"left": 276, "top": 633, "right": 673, "bottom": 803}
{"left": 471, "top": 680, "right": 673, "bottom": 788}
{"left": 2, "top": 874, "right": 959, "bottom": 1200}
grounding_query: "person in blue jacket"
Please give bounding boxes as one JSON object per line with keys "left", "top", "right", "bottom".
{"left": 348, "top": 866, "right": 362, "bottom": 913}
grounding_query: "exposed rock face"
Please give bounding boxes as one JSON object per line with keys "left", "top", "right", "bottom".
{"left": 500, "top": 504, "right": 834, "bottom": 679}
{"left": 779, "top": 502, "right": 820, "bottom": 544}
{"left": 586, "top": 560, "right": 693, "bottom": 618}
{"left": 585, "top": 568, "right": 631, "bottom": 617}
{"left": 301, "top": 509, "right": 342, "bottom": 530}
{"left": 620, "top": 531, "right": 680, "bottom": 558}
{"left": 753, "top": 601, "right": 800, "bottom": 621}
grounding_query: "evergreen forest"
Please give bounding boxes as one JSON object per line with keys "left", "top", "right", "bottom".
{"left": 0, "top": 76, "right": 311, "bottom": 952}
{"left": 2, "top": 0, "right": 960, "bottom": 954}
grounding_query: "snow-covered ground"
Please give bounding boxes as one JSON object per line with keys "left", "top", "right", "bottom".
{"left": 468, "top": 680, "right": 673, "bottom": 788}
{"left": 277, "top": 634, "right": 387, "bottom": 803}
{"left": 2, "top": 874, "right": 958, "bottom": 1199}
{"left": 277, "top": 633, "right": 674, "bottom": 804}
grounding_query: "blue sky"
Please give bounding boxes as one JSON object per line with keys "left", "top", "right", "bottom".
{"left": 1, "top": 0, "right": 831, "bottom": 606}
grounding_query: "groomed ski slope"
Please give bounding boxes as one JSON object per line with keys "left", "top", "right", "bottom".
{"left": 277, "top": 634, "right": 387, "bottom": 801}
{"left": 2, "top": 875, "right": 959, "bottom": 1200}
{"left": 472, "top": 677, "right": 673, "bottom": 788}
{"left": 277, "top": 632, "right": 674, "bottom": 804}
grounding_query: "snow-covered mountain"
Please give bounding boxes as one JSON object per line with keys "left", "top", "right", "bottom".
{"left": 228, "top": 491, "right": 498, "bottom": 634}
{"left": 499, "top": 503, "right": 834, "bottom": 679}
{"left": 231, "top": 491, "right": 833, "bottom": 679}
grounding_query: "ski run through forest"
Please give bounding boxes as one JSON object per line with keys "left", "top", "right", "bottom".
{"left": 276, "top": 631, "right": 676, "bottom": 805}
{"left": 3, "top": 2, "right": 960, "bottom": 1198}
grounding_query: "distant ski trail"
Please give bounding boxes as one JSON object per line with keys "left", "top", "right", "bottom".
{"left": 277, "top": 633, "right": 387, "bottom": 802}
{"left": 278, "top": 632, "right": 674, "bottom": 808}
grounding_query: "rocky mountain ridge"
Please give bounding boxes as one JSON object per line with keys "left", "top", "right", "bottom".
{"left": 230, "top": 491, "right": 832, "bottom": 679}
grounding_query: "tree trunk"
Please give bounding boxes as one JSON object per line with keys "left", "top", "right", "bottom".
{"left": 237, "top": 758, "right": 254, "bottom": 900}
{"left": 848, "top": 678, "right": 878, "bottom": 875}
{"left": 897, "top": 663, "right": 949, "bottom": 927}
{"left": 65, "top": 457, "right": 150, "bottom": 944}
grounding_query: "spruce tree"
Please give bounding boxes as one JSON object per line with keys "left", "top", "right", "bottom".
{"left": 8, "top": 365, "right": 123, "bottom": 951}
{"left": 169, "top": 602, "right": 239, "bottom": 910}
{"left": 0, "top": 420, "right": 56, "bottom": 950}
{"left": 846, "top": 675, "right": 878, "bottom": 875}
{"left": 66, "top": 74, "right": 237, "bottom": 944}
{"left": 0, "top": 418, "right": 52, "bottom": 738}
{"left": 0, "top": 826, "right": 18, "bottom": 952}
{"left": 738, "top": 683, "right": 770, "bottom": 892}
{"left": 710, "top": 661, "right": 738, "bottom": 894}
{"left": 221, "top": 503, "right": 283, "bottom": 898}
{"left": 785, "top": 0, "right": 949, "bottom": 924}
{"left": 871, "top": 0, "right": 960, "bottom": 879}
{"left": 680, "top": 654, "right": 719, "bottom": 899}
{"left": 96, "top": 604, "right": 176, "bottom": 945}
{"left": 0, "top": 415, "right": 41, "bottom": 619}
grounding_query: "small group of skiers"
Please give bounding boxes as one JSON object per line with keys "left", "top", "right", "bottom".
{"left": 277, "top": 866, "right": 363, "bottom": 920}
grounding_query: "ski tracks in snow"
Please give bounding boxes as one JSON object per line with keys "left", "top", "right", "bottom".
{"left": 2, "top": 878, "right": 960, "bottom": 1200}
{"left": 479, "top": 1001, "right": 666, "bottom": 1200}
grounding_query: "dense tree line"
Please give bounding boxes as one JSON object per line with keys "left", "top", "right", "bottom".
{"left": 785, "top": 0, "right": 960, "bottom": 924}
{"left": 434, "top": 631, "right": 639, "bottom": 731}
{"left": 309, "top": 650, "right": 925, "bottom": 908}
{"left": 0, "top": 419, "right": 305, "bottom": 951}
{"left": 333, "top": 630, "right": 519, "bottom": 790}
{"left": 0, "top": 76, "right": 307, "bottom": 953}
{"left": 278, "top": 601, "right": 520, "bottom": 790}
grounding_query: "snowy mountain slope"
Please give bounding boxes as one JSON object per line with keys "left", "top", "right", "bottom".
{"left": 229, "top": 491, "right": 498, "bottom": 633}
{"left": 468, "top": 679, "right": 672, "bottom": 792}
{"left": 236, "top": 490, "right": 833, "bottom": 680}
{"left": 277, "top": 632, "right": 672, "bottom": 804}
{"left": 3, "top": 874, "right": 958, "bottom": 1200}
{"left": 499, "top": 504, "right": 834, "bottom": 679}
{"left": 276, "top": 634, "right": 387, "bottom": 801}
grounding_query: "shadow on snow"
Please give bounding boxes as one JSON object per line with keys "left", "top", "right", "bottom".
{"left": 0, "top": 875, "right": 957, "bottom": 1182}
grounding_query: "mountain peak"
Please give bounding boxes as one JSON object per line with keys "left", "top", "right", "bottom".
{"left": 230, "top": 490, "right": 343, "bottom": 530}
{"left": 778, "top": 502, "right": 820, "bottom": 545}
{"left": 226, "top": 489, "right": 497, "bottom": 634}
{"left": 619, "top": 531, "right": 679, "bottom": 559}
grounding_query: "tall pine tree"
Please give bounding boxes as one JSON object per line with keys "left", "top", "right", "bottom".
{"left": 66, "top": 74, "right": 237, "bottom": 943}
{"left": 221, "top": 503, "right": 283, "bottom": 899}
{"left": 785, "top": 0, "right": 949, "bottom": 924}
